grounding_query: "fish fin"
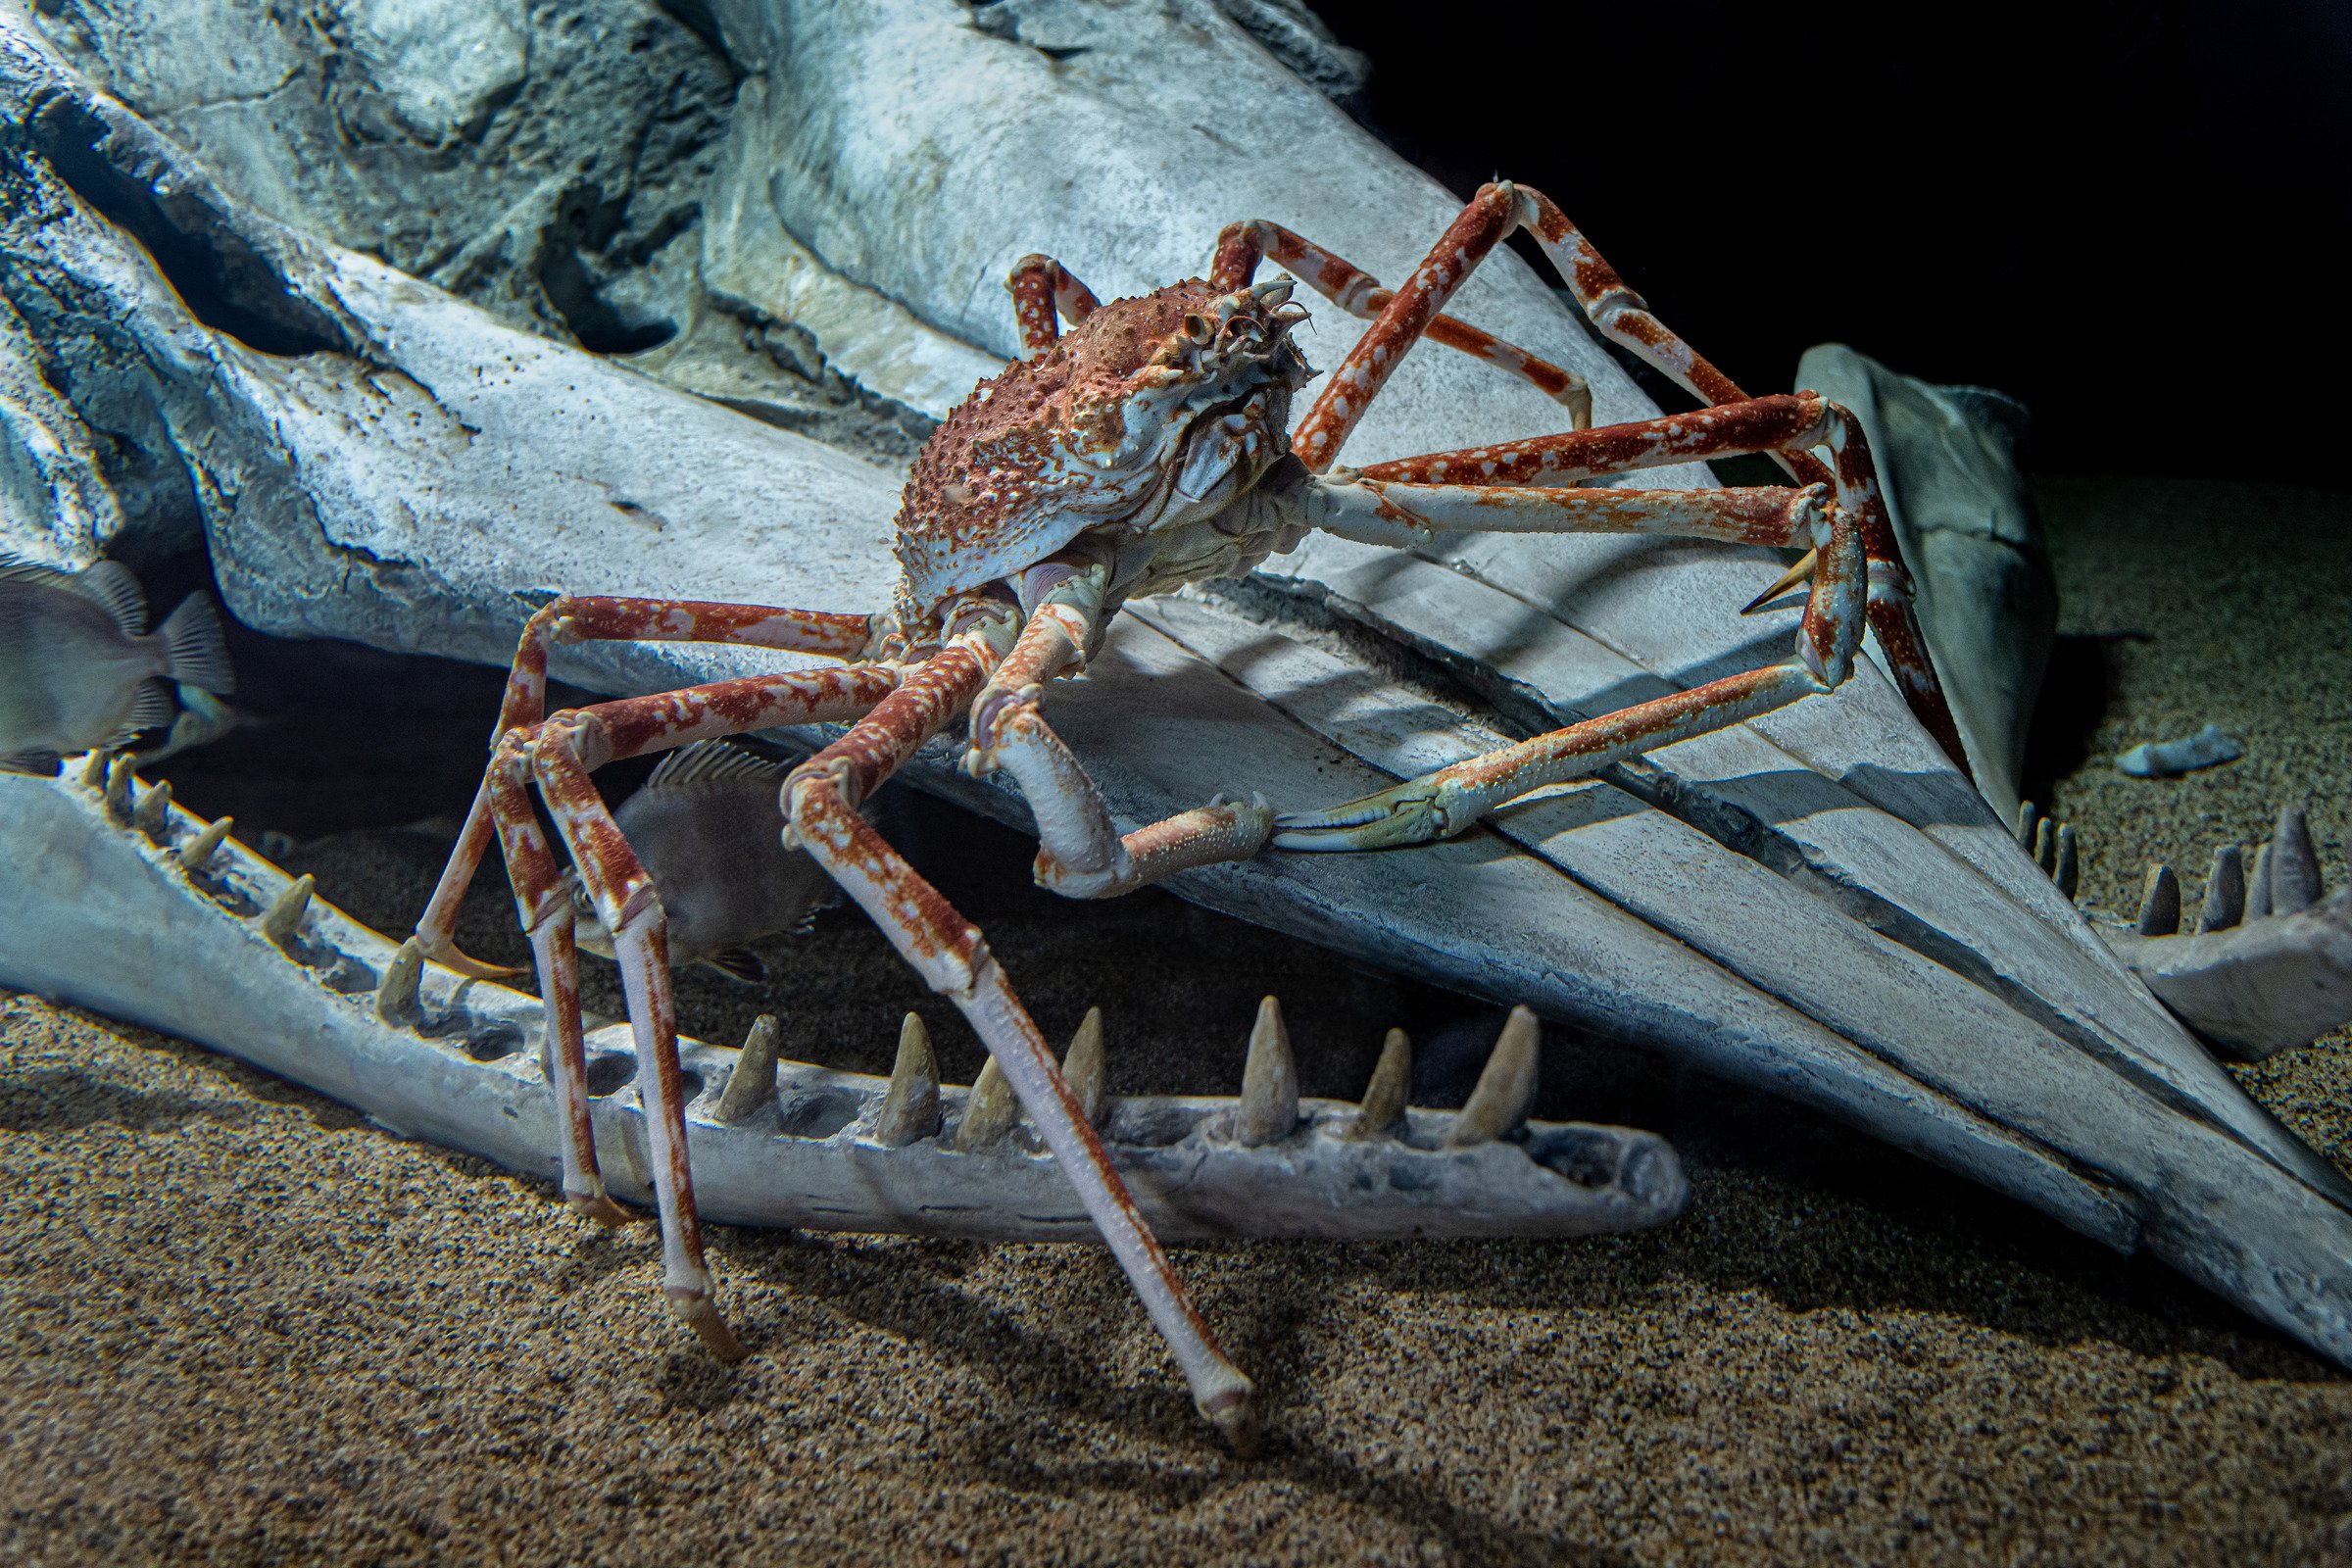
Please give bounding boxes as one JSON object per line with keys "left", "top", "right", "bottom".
{"left": 0, "top": 551, "right": 74, "bottom": 588}
{"left": 0, "top": 749, "right": 62, "bottom": 775}
{"left": 647, "top": 740, "right": 785, "bottom": 793}
{"left": 104, "top": 680, "right": 177, "bottom": 749}
{"left": 69, "top": 561, "right": 150, "bottom": 635}
{"left": 158, "top": 593, "right": 236, "bottom": 695}
{"left": 702, "top": 946, "right": 769, "bottom": 985}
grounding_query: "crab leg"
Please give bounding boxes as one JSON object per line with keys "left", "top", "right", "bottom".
{"left": 439, "top": 654, "right": 900, "bottom": 1351}
{"left": 1225, "top": 182, "right": 1966, "bottom": 774}
{"left": 969, "top": 560, "right": 1274, "bottom": 898}
{"left": 1005, "top": 254, "right": 1102, "bottom": 356}
{"left": 782, "top": 620, "right": 1259, "bottom": 1449}
{"left": 1208, "top": 218, "right": 1592, "bottom": 427}
{"left": 1275, "top": 487, "right": 1865, "bottom": 850}
{"left": 417, "top": 596, "right": 887, "bottom": 973}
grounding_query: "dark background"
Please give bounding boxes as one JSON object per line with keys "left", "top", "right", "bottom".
{"left": 1315, "top": 0, "right": 2352, "bottom": 488}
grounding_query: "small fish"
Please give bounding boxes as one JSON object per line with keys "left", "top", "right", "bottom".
{"left": 566, "top": 741, "right": 836, "bottom": 983}
{"left": 0, "top": 554, "right": 236, "bottom": 774}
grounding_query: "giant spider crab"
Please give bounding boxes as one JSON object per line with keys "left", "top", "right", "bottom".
{"left": 413, "top": 183, "right": 1966, "bottom": 1449}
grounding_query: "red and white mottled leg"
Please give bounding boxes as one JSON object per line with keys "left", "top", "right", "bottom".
{"left": 417, "top": 590, "right": 897, "bottom": 1338}
{"left": 1275, "top": 482, "right": 1866, "bottom": 849}
{"left": 416, "top": 595, "right": 887, "bottom": 974}
{"left": 472, "top": 664, "right": 900, "bottom": 1348}
{"left": 1213, "top": 182, "right": 1967, "bottom": 774}
{"left": 1209, "top": 217, "right": 1593, "bottom": 427}
{"left": 964, "top": 558, "right": 1273, "bottom": 899}
{"left": 1005, "top": 254, "right": 1102, "bottom": 357}
{"left": 780, "top": 608, "right": 1259, "bottom": 1450}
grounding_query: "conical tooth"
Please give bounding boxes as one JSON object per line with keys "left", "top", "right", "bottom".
{"left": 178, "top": 813, "right": 232, "bottom": 874}
{"left": 1446, "top": 1005, "right": 1540, "bottom": 1148}
{"left": 714, "top": 1014, "right": 782, "bottom": 1124}
{"left": 1342, "top": 1027, "right": 1411, "bottom": 1140}
{"left": 2033, "top": 816, "right": 2057, "bottom": 875}
{"left": 132, "top": 778, "right": 173, "bottom": 841}
{"left": 1061, "top": 1006, "right": 1106, "bottom": 1125}
{"left": 2054, "top": 823, "right": 2080, "bottom": 902}
{"left": 955, "top": 1055, "right": 1020, "bottom": 1151}
{"left": 2199, "top": 844, "right": 2245, "bottom": 933}
{"left": 260, "top": 873, "right": 315, "bottom": 950}
{"left": 1233, "top": 995, "right": 1298, "bottom": 1146}
{"left": 2135, "top": 864, "right": 2181, "bottom": 936}
{"left": 2247, "top": 843, "right": 2274, "bottom": 920}
{"left": 103, "top": 756, "right": 135, "bottom": 823}
{"left": 872, "top": 1012, "right": 943, "bottom": 1146}
{"left": 2016, "top": 800, "right": 2040, "bottom": 855}
{"left": 2270, "top": 803, "right": 2322, "bottom": 913}
{"left": 145, "top": 761, "right": 194, "bottom": 832}
{"left": 375, "top": 935, "right": 425, "bottom": 1025}
{"left": 80, "top": 749, "right": 111, "bottom": 790}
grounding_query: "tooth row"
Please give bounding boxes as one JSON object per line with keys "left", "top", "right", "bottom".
{"left": 2016, "top": 803, "right": 2080, "bottom": 901}
{"left": 2134, "top": 802, "right": 2330, "bottom": 938}
{"left": 85, "top": 747, "right": 1551, "bottom": 1155}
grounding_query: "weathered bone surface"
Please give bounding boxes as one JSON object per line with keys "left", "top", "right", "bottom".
{"left": 9, "top": 7, "right": 2352, "bottom": 1373}
{"left": 2107, "top": 805, "right": 2352, "bottom": 1059}
{"left": 0, "top": 760, "right": 1686, "bottom": 1241}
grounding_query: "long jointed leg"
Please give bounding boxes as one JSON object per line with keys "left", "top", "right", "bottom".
{"left": 416, "top": 594, "right": 888, "bottom": 973}
{"left": 1215, "top": 181, "right": 1968, "bottom": 773}
{"left": 1210, "top": 216, "right": 1594, "bottom": 428}
{"left": 783, "top": 622, "right": 1260, "bottom": 1449}
{"left": 968, "top": 561, "right": 1274, "bottom": 899}
{"left": 424, "top": 592, "right": 901, "bottom": 1354}
{"left": 1005, "top": 254, "right": 1102, "bottom": 357}
{"left": 1276, "top": 477, "right": 1866, "bottom": 849}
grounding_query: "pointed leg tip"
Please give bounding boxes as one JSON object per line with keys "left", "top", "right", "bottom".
{"left": 1198, "top": 1384, "right": 1260, "bottom": 1457}
{"left": 566, "top": 1191, "right": 633, "bottom": 1228}
{"left": 670, "top": 1294, "right": 749, "bottom": 1362}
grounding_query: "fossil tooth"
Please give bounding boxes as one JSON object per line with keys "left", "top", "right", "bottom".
{"left": 179, "top": 813, "right": 233, "bottom": 875}
{"left": 2270, "top": 803, "right": 2322, "bottom": 914}
{"left": 2200, "top": 845, "right": 2245, "bottom": 933}
{"left": 2033, "top": 815, "right": 2056, "bottom": 875}
{"left": 102, "top": 756, "right": 135, "bottom": 824}
{"left": 714, "top": 1014, "right": 782, "bottom": 1124}
{"left": 2054, "top": 824, "right": 2080, "bottom": 902}
{"left": 375, "top": 935, "right": 424, "bottom": 1025}
{"left": 956, "top": 1056, "right": 1020, "bottom": 1151}
{"left": 871, "top": 1011, "right": 942, "bottom": 1146}
{"left": 2248, "top": 844, "right": 2274, "bottom": 921}
{"left": 1446, "top": 1005, "right": 1542, "bottom": 1148}
{"left": 259, "top": 873, "right": 314, "bottom": 950}
{"left": 79, "top": 749, "right": 110, "bottom": 790}
{"left": 1343, "top": 1027, "right": 1411, "bottom": 1141}
{"left": 2136, "top": 864, "right": 2181, "bottom": 937}
{"left": 1061, "top": 1005, "right": 1106, "bottom": 1124}
{"left": 1233, "top": 995, "right": 1298, "bottom": 1146}
{"left": 2016, "top": 800, "right": 2040, "bottom": 855}
{"left": 131, "top": 778, "right": 172, "bottom": 842}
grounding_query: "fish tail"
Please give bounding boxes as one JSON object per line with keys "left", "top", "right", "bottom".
{"left": 157, "top": 593, "right": 236, "bottom": 695}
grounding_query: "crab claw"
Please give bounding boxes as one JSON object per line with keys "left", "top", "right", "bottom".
{"left": 1272, "top": 776, "right": 1478, "bottom": 851}
{"left": 1250, "top": 276, "right": 1296, "bottom": 308}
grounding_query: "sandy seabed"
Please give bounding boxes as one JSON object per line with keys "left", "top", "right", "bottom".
{"left": 3, "top": 477, "right": 2348, "bottom": 1566}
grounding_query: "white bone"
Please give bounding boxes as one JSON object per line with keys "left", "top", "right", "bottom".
{"left": 6, "top": 3, "right": 2352, "bottom": 1376}
{"left": 0, "top": 764, "right": 1685, "bottom": 1241}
